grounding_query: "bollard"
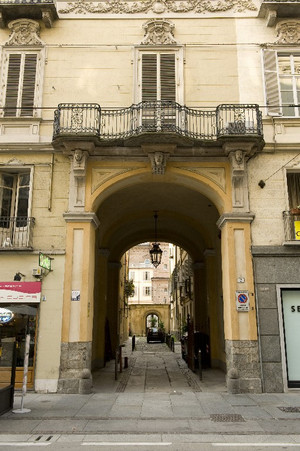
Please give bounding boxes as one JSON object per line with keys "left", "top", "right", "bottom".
{"left": 132, "top": 335, "right": 136, "bottom": 351}
{"left": 124, "top": 356, "right": 128, "bottom": 368}
{"left": 198, "top": 349, "right": 202, "bottom": 381}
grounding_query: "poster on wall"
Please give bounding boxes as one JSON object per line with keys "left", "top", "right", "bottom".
{"left": 0, "top": 282, "right": 41, "bottom": 303}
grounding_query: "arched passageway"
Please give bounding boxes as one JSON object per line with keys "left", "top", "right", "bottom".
{"left": 59, "top": 163, "right": 260, "bottom": 394}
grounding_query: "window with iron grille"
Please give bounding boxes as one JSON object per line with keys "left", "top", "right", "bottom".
{"left": 287, "top": 172, "right": 300, "bottom": 209}
{"left": 0, "top": 171, "right": 31, "bottom": 226}
{"left": 1, "top": 51, "right": 43, "bottom": 118}
{"left": 263, "top": 50, "right": 300, "bottom": 117}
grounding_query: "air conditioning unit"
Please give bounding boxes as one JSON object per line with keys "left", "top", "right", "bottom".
{"left": 32, "top": 268, "right": 42, "bottom": 277}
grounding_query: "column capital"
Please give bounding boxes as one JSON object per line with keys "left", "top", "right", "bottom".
{"left": 63, "top": 211, "right": 100, "bottom": 229}
{"left": 217, "top": 212, "right": 255, "bottom": 230}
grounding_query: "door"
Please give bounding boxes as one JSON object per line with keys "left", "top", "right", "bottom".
{"left": 281, "top": 289, "right": 300, "bottom": 388}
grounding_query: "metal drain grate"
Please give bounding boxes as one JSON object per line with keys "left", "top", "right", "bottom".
{"left": 278, "top": 406, "right": 300, "bottom": 413}
{"left": 210, "top": 414, "right": 245, "bottom": 422}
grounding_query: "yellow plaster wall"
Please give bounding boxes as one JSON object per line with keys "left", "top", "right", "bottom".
{"left": 129, "top": 304, "right": 170, "bottom": 336}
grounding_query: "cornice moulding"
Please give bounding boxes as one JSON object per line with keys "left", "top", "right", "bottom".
{"left": 58, "top": 0, "right": 258, "bottom": 17}
{"left": 217, "top": 212, "right": 255, "bottom": 229}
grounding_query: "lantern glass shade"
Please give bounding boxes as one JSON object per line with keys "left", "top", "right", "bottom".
{"left": 150, "top": 242, "right": 163, "bottom": 268}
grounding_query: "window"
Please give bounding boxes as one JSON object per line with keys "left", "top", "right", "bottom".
{"left": 0, "top": 172, "right": 30, "bottom": 223}
{"left": 0, "top": 170, "right": 33, "bottom": 248}
{"left": 263, "top": 50, "right": 300, "bottom": 116}
{"left": 1, "top": 51, "right": 42, "bottom": 118}
{"left": 140, "top": 52, "right": 176, "bottom": 103}
{"left": 144, "top": 271, "right": 150, "bottom": 281}
{"left": 144, "top": 286, "right": 151, "bottom": 296}
{"left": 287, "top": 172, "right": 300, "bottom": 209}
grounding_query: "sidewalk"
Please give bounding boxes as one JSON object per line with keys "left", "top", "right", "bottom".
{"left": 1, "top": 338, "right": 300, "bottom": 440}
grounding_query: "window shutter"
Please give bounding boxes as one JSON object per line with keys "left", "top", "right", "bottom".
{"left": 4, "top": 54, "right": 21, "bottom": 117}
{"left": 21, "top": 54, "right": 37, "bottom": 117}
{"left": 160, "top": 53, "right": 176, "bottom": 102}
{"left": 263, "top": 49, "right": 281, "bottom": 116}
{"left": 142, "top": 54, "right": 157, "bottom": 102}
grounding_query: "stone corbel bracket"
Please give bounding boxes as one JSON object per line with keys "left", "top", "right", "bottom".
{"left": 149, "top": 151, "right": 169, "bottom": 175}
{"left": 228, "top": 150, "right": 248, "bottom": 210}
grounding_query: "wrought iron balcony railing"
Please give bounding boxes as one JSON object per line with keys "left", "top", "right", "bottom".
{"left": 283, "top": 211, "right": 300, "bottom": 242}
{"left": 53, "top": 102, "right": 263, "bottom": 145}
{"left": 0, "top": 217, "right": 35, "bottom": 249}
{"left": 0, "top": 0, "right": 58, "bottom": 28}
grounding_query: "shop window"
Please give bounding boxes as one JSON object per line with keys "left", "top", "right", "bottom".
{"left": 263, "top": 50, "right": 300, "bottom": 116}
{"left": 0, "top": 304, "right": 38, "bottom": 389}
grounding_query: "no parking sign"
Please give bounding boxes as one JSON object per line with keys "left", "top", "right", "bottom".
{"left": 236, "top": 290, "right": 249, "bottom": 312}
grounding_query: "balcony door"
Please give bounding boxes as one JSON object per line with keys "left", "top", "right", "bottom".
{"left": 0, "top": 172, "right": 30, "bottom": 247}
{"left": 137, "top": 50, "right": 183, "bottom": 132}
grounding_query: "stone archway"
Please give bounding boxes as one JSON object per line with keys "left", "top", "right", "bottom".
{"left": 58, "top": 157, "right": 261, "bottom": 394}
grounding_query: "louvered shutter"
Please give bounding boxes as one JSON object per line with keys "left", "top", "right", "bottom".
{"left": 21, "top": 54, "right": 37, "bottom": 117}
{"left": 160, "top": 53, "right": 176, "bottom": 102}
{"left": 142, "top": 54, "right": 157, "bottom": 102}
{"left": 4, "top": 53, "right": 37, "bottom": 117}
{"left": 263, "top": 49, "right": 281, "bottom": 116}
{"left": 4, "top": 54, "right": 21, "bottom": 117}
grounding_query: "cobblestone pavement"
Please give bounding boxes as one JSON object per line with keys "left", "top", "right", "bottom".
{"left": 117, "top": 338, "right": 204, "bottom": 393}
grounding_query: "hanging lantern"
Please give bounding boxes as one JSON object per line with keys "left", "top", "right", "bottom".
{"left": 149, "top": 212, "right": 163, "bottom": 268}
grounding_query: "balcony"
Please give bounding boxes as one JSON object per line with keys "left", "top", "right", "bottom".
{"left": 0, "top": 0, "right": 58, "bottom": 28}
{"left": 0, "top": 217, "right": 35, "bottom": 250}
{"left": 259, "top": 0, "right": 300, "bottom": 25}
{"left": 283, "top": 211, "right": 300, "bottom": 244}
{"left": 52, "top": 102, "right": 263, "bottom": 149}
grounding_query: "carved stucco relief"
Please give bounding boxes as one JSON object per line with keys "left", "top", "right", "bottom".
{"left": 91, "top": 167, "right": 143, "bottom": 193}
{"left": 175, "top": 167, "right": 226, "bottom": 192}
{"left": 276, "top": 20, "right": 300, "bottom": 45}
{"left": 5, "top": 19, "right": 44, "bottom": 46}
{"left": 58, "top": 0, "right": 257, "bottom": 15}
{"left": 142, "top": 19, "right": 176, "bottom": 45}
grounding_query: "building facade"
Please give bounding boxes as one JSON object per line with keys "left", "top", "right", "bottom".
{"left": 128, "top": 242, "right": 170, "bottom": 336}
{"left": 0, "top": 0, "right": 300, "bottom": 394}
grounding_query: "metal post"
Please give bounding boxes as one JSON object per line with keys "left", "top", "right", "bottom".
{"left": 198, "top": 349, "right": 202, "bottom": 381}
{"left": 13, "top": 334, "right": 31, "bottom": 414}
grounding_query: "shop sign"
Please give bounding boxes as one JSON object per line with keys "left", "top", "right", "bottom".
{"left": 0, "top": 282, "right": 41, "bottom": 303}
{"left": 236, "top": 290, "right": 249, "bottom": 312}
{"left": 0, "top": 307, "right": 14, "bottom": 324}
{"left": 39, "top": 252, "right": 53, "bottom": 271}
{"left": 294, "top": 221, "right": 300, "bottom": 240}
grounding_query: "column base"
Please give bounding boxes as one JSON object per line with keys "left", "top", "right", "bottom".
{"left": 57, "top": 342, "right": 93, "bottom": 394}
{"left": 225, "top": 340, "right": 262, "bottom": 393}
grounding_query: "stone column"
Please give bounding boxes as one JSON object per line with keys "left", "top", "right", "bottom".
{"left": 203, "top": 249, "right": 225, "bottom": 369}
{"left": 192, "top": 261, "right": 206, "bottom": 333}
{"left": 58, "top": 212, "right": 99, "bottom": 394}
{"left": 107, "top": 261, "right": 122, "bottom": 358}
{"left": 217, "top": 213, "right": 262, "bottom": 393}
